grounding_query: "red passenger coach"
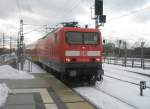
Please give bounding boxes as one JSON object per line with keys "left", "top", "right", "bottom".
{"left": 28, "top": 23, "right": 104, "bottom": 85}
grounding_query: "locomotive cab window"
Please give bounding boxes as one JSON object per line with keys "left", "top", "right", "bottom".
{"left": 66, "top": 32, "right": 82, "bottom": 44}
{"left": 84, "top": 32, "right": 99, "bottom": 44}
{"left": 66, "top": 32, "right": 99, "bottom": 45}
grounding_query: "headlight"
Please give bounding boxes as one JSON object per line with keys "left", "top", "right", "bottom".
{"left": 65, "top": 58, "right": 71, "bottom": 62}
{"left": 96, "top": 58, "right": 101, "bottom": 62}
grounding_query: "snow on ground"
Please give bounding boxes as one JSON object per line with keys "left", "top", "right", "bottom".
{"left": 0, "top": 83, "right": 10, "bottom": 108}
{"left": 103, "top": 63, "right": 150, "bottom": 76}
{"left": 75, "top": 63, "right": 150, "bottom": 109}
{"left": 75, "top": 86, "right": 135, "bottom": 109}
{"left": 0, "top": 59, "right": 46, "bottom": 107}
{"left": 103, "top": 63, "right": 150, "bottom": 87}
{"left": 96, "top": 77, "right": 150, "bottom": 109}
{"left": 75, "top": 77, "right": 150, "bottom": 109}
{"left": 0, "top": 65, "right": 34, "bottom": 79}
{"left": 23, "top": 60, "right": 47, "bottom": 73}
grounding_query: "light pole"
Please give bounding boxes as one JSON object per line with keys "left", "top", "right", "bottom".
{"left": 118, "top": 40, "right": 122, "bottom": 57}
{"left": 18, "top": 19, "right": 24, "bottom": 70}
{"left": 3, "top": 33, "right": 5, "bottom": 50}
{"left": 124, "top": 41, "right": 127, "bottom": 66}
{"left": 141, "top": 42, "right": 145, "bottom": 69}
{"left": 10, "top": 36, "right": 12, "bottom": 53}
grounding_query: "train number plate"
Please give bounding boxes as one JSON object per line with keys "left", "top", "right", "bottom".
{"left": 80, "top": 51, "right": 87, "bottom": 56}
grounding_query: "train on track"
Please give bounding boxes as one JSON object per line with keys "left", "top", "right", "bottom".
{"left": 26, "top": 22, "right": 104, "bottom": 85}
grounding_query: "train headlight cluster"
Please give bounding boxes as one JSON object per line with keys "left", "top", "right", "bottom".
{"left": 96, "top": 58, "right": 101, "bottom": 62}
{"left": 65, "top": 58, "right": 71, "bottom": 62}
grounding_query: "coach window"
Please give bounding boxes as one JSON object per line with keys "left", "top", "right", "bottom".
{"left": 54, "top": 33, "right": 58, "bottom": 43}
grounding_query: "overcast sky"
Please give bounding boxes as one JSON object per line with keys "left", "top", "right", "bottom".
{"left": 0, "top": 0, "right": 150, "bottom": 47}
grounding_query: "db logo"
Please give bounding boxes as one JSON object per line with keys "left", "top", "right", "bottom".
{"left": 80, "top": 51, "right": 87, "bottom": 56}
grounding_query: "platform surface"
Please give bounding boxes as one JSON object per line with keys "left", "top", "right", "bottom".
{"left": 1, "top": 73, "right": 96, "bottom": 109}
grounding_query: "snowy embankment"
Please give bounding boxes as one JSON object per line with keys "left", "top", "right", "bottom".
{"left": 0, "top": 65, "right": 34, "bottom": 79}
{"left": 75, "top": 63, "right": 150, "bottom": 109}
{"left": 0, "top": 83, "right": 10, "bottom": 108}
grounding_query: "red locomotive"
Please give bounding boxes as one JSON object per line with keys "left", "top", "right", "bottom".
{"left": 27, "top": 22, "right": 104, "bottom": 85}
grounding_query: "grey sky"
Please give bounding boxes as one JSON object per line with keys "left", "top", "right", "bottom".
{"left": 105, "top": 0, "right": 149, "bottom": 10}
{"left": 0, "top": 0, "right": 150, "bottom": 46}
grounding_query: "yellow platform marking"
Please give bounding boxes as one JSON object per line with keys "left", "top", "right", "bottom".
{"left": 11, "top": 88, "right": 58, "bottom": 109}
{"left": 45, "top": 104, "right": 58, "bottom": 109}
{"left": 66, "top": 102, "right": 95, "bottom": 109}
{"left": 56, "top": 90, "right": 84, "bottom": 103}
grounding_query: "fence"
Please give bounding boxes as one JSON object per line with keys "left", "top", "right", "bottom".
{"left": 104, "top": 57, "right": 150, "bottom": 69}
{"left": 0, "top": 53, "right": 16, "bottom": 65}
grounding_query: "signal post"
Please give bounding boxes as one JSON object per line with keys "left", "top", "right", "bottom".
{"left": 94, "top": 0, "right": 106, "bottom": 28}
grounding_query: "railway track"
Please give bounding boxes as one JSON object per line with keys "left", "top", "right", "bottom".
{"left": 75, "top": 81, "right": 139, "bottom": 109}
{"left": 125, "top": 70, "right": 150, "bottom": 77}
{"left": 62, "top": 73, "right": 150, "bottom": 109}
{"left": 74, "top": 74, "right": 150, "bottom": 109}
{"left": 92, "top": 74, "right": 150, "bottom": 109}
{"left": 104, "top": 75, "right": 150, "bottom": 89}
{"left": 94, "top": 86, "right": 139, "bottom": 109}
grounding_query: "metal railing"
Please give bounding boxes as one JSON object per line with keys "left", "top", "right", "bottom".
{"left": 0, "top": 53, "right": 17, "bottom": 65}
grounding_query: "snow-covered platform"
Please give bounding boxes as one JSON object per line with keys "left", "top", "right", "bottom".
{"left": 0, "top": 73, "right": 95, "bottom": 109}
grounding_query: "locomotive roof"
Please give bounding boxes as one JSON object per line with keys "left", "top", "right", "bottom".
{"left": 39, "top": 28, "right": 59, "bottom": 39}
{"left": 39, "top": 26, "right": 100, "bottom": 40}
{"left": 61, "top": 27, "right": 99, "bottom": 32}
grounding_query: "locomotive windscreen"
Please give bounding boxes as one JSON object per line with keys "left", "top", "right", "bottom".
{"left": 66, "top": 32, "right": 99, "bottom": 44}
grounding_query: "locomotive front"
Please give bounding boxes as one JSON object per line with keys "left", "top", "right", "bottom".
{"left": 61, "top": 27, "right": 104, "bottom": 85}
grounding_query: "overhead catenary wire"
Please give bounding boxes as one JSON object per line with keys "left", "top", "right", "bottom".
{"left": 59, "top": 0, "right": 82, "bottom": 21}
{"left": 65, "top": 0, "right": 82, "bottom": 19}
{"left": 13, "top": 0, "right": 150, "bottom": 48}
{"left": 23, "top": 27, "right": 46, "bottom": 35}
{"left": 102, "top": 4, "right": 150, "bottom": 44}
{"left": 108, "top": 5, "right": 150, "bottom": 22}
